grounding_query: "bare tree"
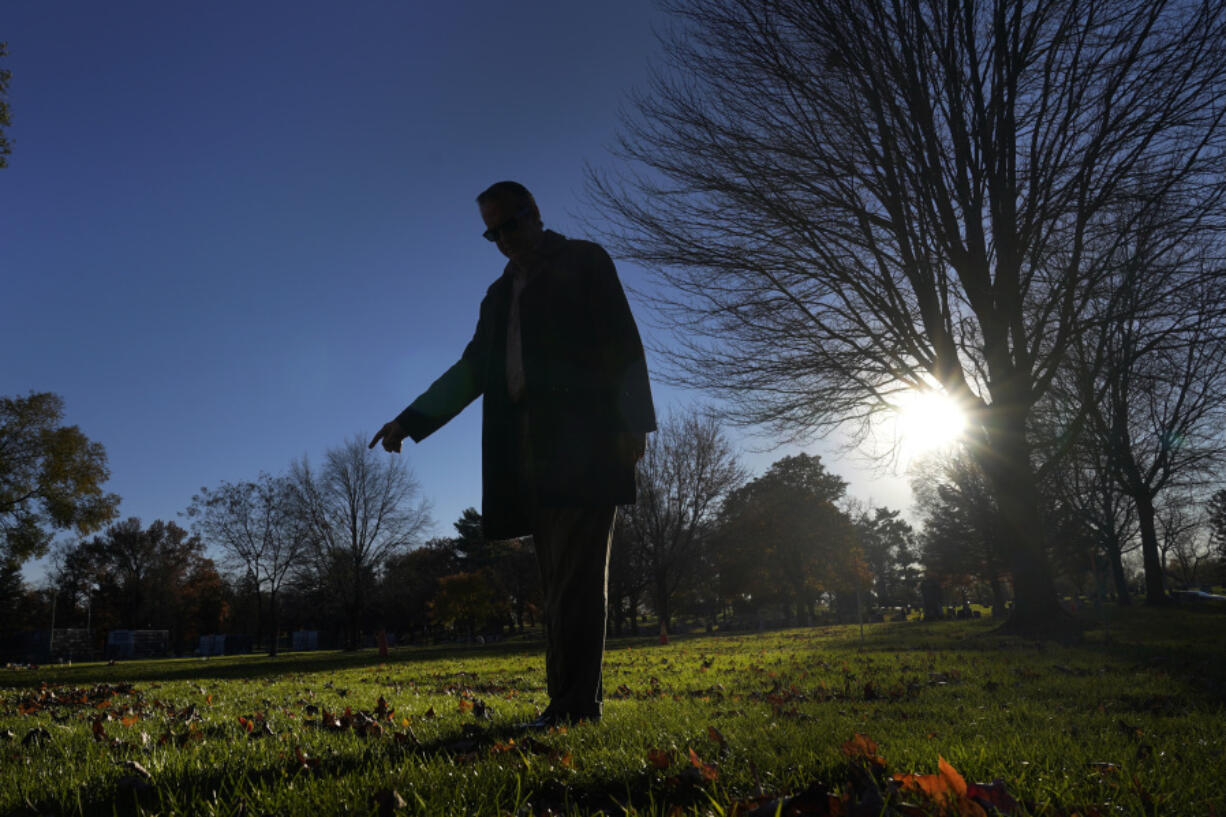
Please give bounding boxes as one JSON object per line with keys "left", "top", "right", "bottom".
{"left": 1157, "top": 492, "right": 1212, "bottom": 588}
{"left": 591, "top": 0, "right": 1226, "bottom": 633}
{"left": 292, "top": 436, "right": 431, "bottom": 650}
{"left": 618, "top": 410, "right": 746, "bottom": 635}
{"left": 1077, "top": 260, "right": 1226, "bottom": 603}
{"left": 1045, "top": 433, "right": 1140, "bottom": 605}
{"left": 187, "top": 473, "right": 305, "bottom": 655}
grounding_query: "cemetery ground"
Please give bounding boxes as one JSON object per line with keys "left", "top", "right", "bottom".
{"left": 1, "top": 606, "right": 1223, "bottom": 816}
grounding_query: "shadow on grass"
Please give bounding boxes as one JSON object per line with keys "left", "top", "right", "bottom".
{"left": 4, "top": 632, "right": 669, "bottom": 691}
{"left": 21, "top": 718, "right": 692, "bottom": 817}
{"left": 8, "top": 606, "right": 1221, "bottom": 699}
{"left": 1, "top": 639, "right": 555, "bottom": 690}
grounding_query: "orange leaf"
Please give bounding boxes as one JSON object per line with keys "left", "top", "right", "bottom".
{"left": 121, "top": 714, "right": 139, "bottom": 728}
{"left": 894, "top": 771, "right": 948, "bottom": 800}
{"left": 458, "top": 699, "right": 474, "bottom": 713}
{"left": 841, "top": 733, "right": 886, "bottom": 768}
{"left": 687, "top": 747, "right": 719, "bottom": 781}
{"left": 707, "top": 725, "right": 726, "bottom": 747}
{"left": 939, "top": 756, "right": 968, "bottom": 798}
{"left": 647, "top": 748, "right": 672, "bottom": 769}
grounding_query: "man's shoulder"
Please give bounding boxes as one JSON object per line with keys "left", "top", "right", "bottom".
{"left": 482, "top": 262, "right": 516, "bottom": 299}
{"left": 551, "top": 233, "right": 613, "bottom": 270}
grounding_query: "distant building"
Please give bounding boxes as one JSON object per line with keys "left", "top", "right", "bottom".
{"left": 106, "top": 629, "right": 169, "bottom": 660}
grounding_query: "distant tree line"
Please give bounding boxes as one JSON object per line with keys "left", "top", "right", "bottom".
{"left": 6, "top": 389, "right": 1226, "bottom": 659}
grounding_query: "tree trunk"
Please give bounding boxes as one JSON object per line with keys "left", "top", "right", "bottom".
{"left": 1103, "top": 535, "right": 1132, "bottom": 606}
{"left": 988, "top": 574, "right": 1007, "bottom": 619}
{"left": 252, "top": 584, "right": 263, "bottom": 654}
{"left": 975, "top": 405, "right": 1072, "bottom": 637}
{"left": 348, "top": 559, "right": 363, "bottom": 651}
{"left": 655, "top": 573, "right": 671, "bottom": 635}
{"left": 1131, "top": 490, "right": 1168, "bottom": 604}
{"left": 267, "top": 588, "right": 279, "bottom": 657}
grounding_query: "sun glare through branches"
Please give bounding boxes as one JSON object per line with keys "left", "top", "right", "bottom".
{"left": 889, "top": 389, "right": 967, "bottom": 462}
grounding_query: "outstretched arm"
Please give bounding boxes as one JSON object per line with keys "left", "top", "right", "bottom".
{"left": 369, "top": 290, "right": 494, "bottom": 453}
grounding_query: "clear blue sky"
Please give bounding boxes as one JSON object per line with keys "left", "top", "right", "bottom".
{"left": 2, "top": 2, "right": 910, "bottom": 580}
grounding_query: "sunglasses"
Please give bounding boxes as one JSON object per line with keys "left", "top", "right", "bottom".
{"left": 482, "top": 207, "right": 533, "bottom": 242}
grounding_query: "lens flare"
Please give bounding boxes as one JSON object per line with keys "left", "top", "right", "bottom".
{"left": 892, "top": 389, "right": 967, "bottom": 457}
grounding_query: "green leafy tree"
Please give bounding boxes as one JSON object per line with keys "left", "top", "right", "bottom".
{"left": 58, "top": 518, "right": 221, "bottom": 653}
{"left": 380, "top": 538, "right": 459, "bottom": 642}
{"left": 430, "top": 571, "right": 506, "bottom": 640}
{"left": 854, "top": 506, "right": 918, "bottom": 608}
{"left": 715, "top": 454, "right": 858, "bottom": 625}
{"left": 1209, "top": 489, "right": 1226, "bottom": 582}
{"left": 1, "top": 392, "right": 120, "bottom": 569}
{"left": 913, "top": 451, "right": 1011, "bottom": 617}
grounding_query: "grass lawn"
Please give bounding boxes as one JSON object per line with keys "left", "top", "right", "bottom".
{"left": 1, "top": 605, "right": 1223, "bottom": 816}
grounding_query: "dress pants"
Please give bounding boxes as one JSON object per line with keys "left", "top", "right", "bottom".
{"left": 516, "top": 409, "right": 617, "bottom": 719}
{"left": 532, "top": 504, "right": 616, "bottom": 719}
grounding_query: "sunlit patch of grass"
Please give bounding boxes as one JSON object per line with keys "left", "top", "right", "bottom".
{"left": 1, "top": 606, "right": 1223, "bottom": 815}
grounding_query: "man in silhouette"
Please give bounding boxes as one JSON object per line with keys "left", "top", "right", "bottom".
{"left": 370, "top": 181, "right": 656, "bottom": 727}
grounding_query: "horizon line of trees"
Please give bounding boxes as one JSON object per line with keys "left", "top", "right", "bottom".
{"left": 5, "top": 391, "right": 1226, "bottom": 661}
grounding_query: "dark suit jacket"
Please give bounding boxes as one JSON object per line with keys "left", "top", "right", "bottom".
{"left": 395, "top": 231, "right": 656, "bottom": 539}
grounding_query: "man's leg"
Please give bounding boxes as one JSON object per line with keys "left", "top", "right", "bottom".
{"left": 532, "top": 504, "right": 616, "bottom": 720}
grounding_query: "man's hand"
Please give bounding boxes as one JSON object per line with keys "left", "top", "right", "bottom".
{"left": 369, "top": 420, "right": 408, "bottom": 453}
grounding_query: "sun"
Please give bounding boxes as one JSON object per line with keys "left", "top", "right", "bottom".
{"left": 890, "top": 388, "right": 968, "bottom": 458}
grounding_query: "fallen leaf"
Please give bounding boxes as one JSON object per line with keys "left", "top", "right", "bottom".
{"left": 647, "top": 748, "right": 672, "bottom": 769}
{"left": 966, "top": 779, "right": 1021, "bottom": 814}
{"left": 939, "top": 755, "right": 968, "bottom": 798}
{"left": 687, "top": 747, "right": 719, "bottom": 781}
{"left": 841, "top": 733, "right": 885, "bottom": 768}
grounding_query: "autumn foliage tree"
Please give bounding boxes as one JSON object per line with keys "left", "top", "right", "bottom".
{"left": 1, "top": 393, "right": 120, "bottom": 567}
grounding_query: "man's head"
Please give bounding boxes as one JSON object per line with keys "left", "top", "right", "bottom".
{"left": 477, "top": 181, "right": 544, "bottom": 263}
